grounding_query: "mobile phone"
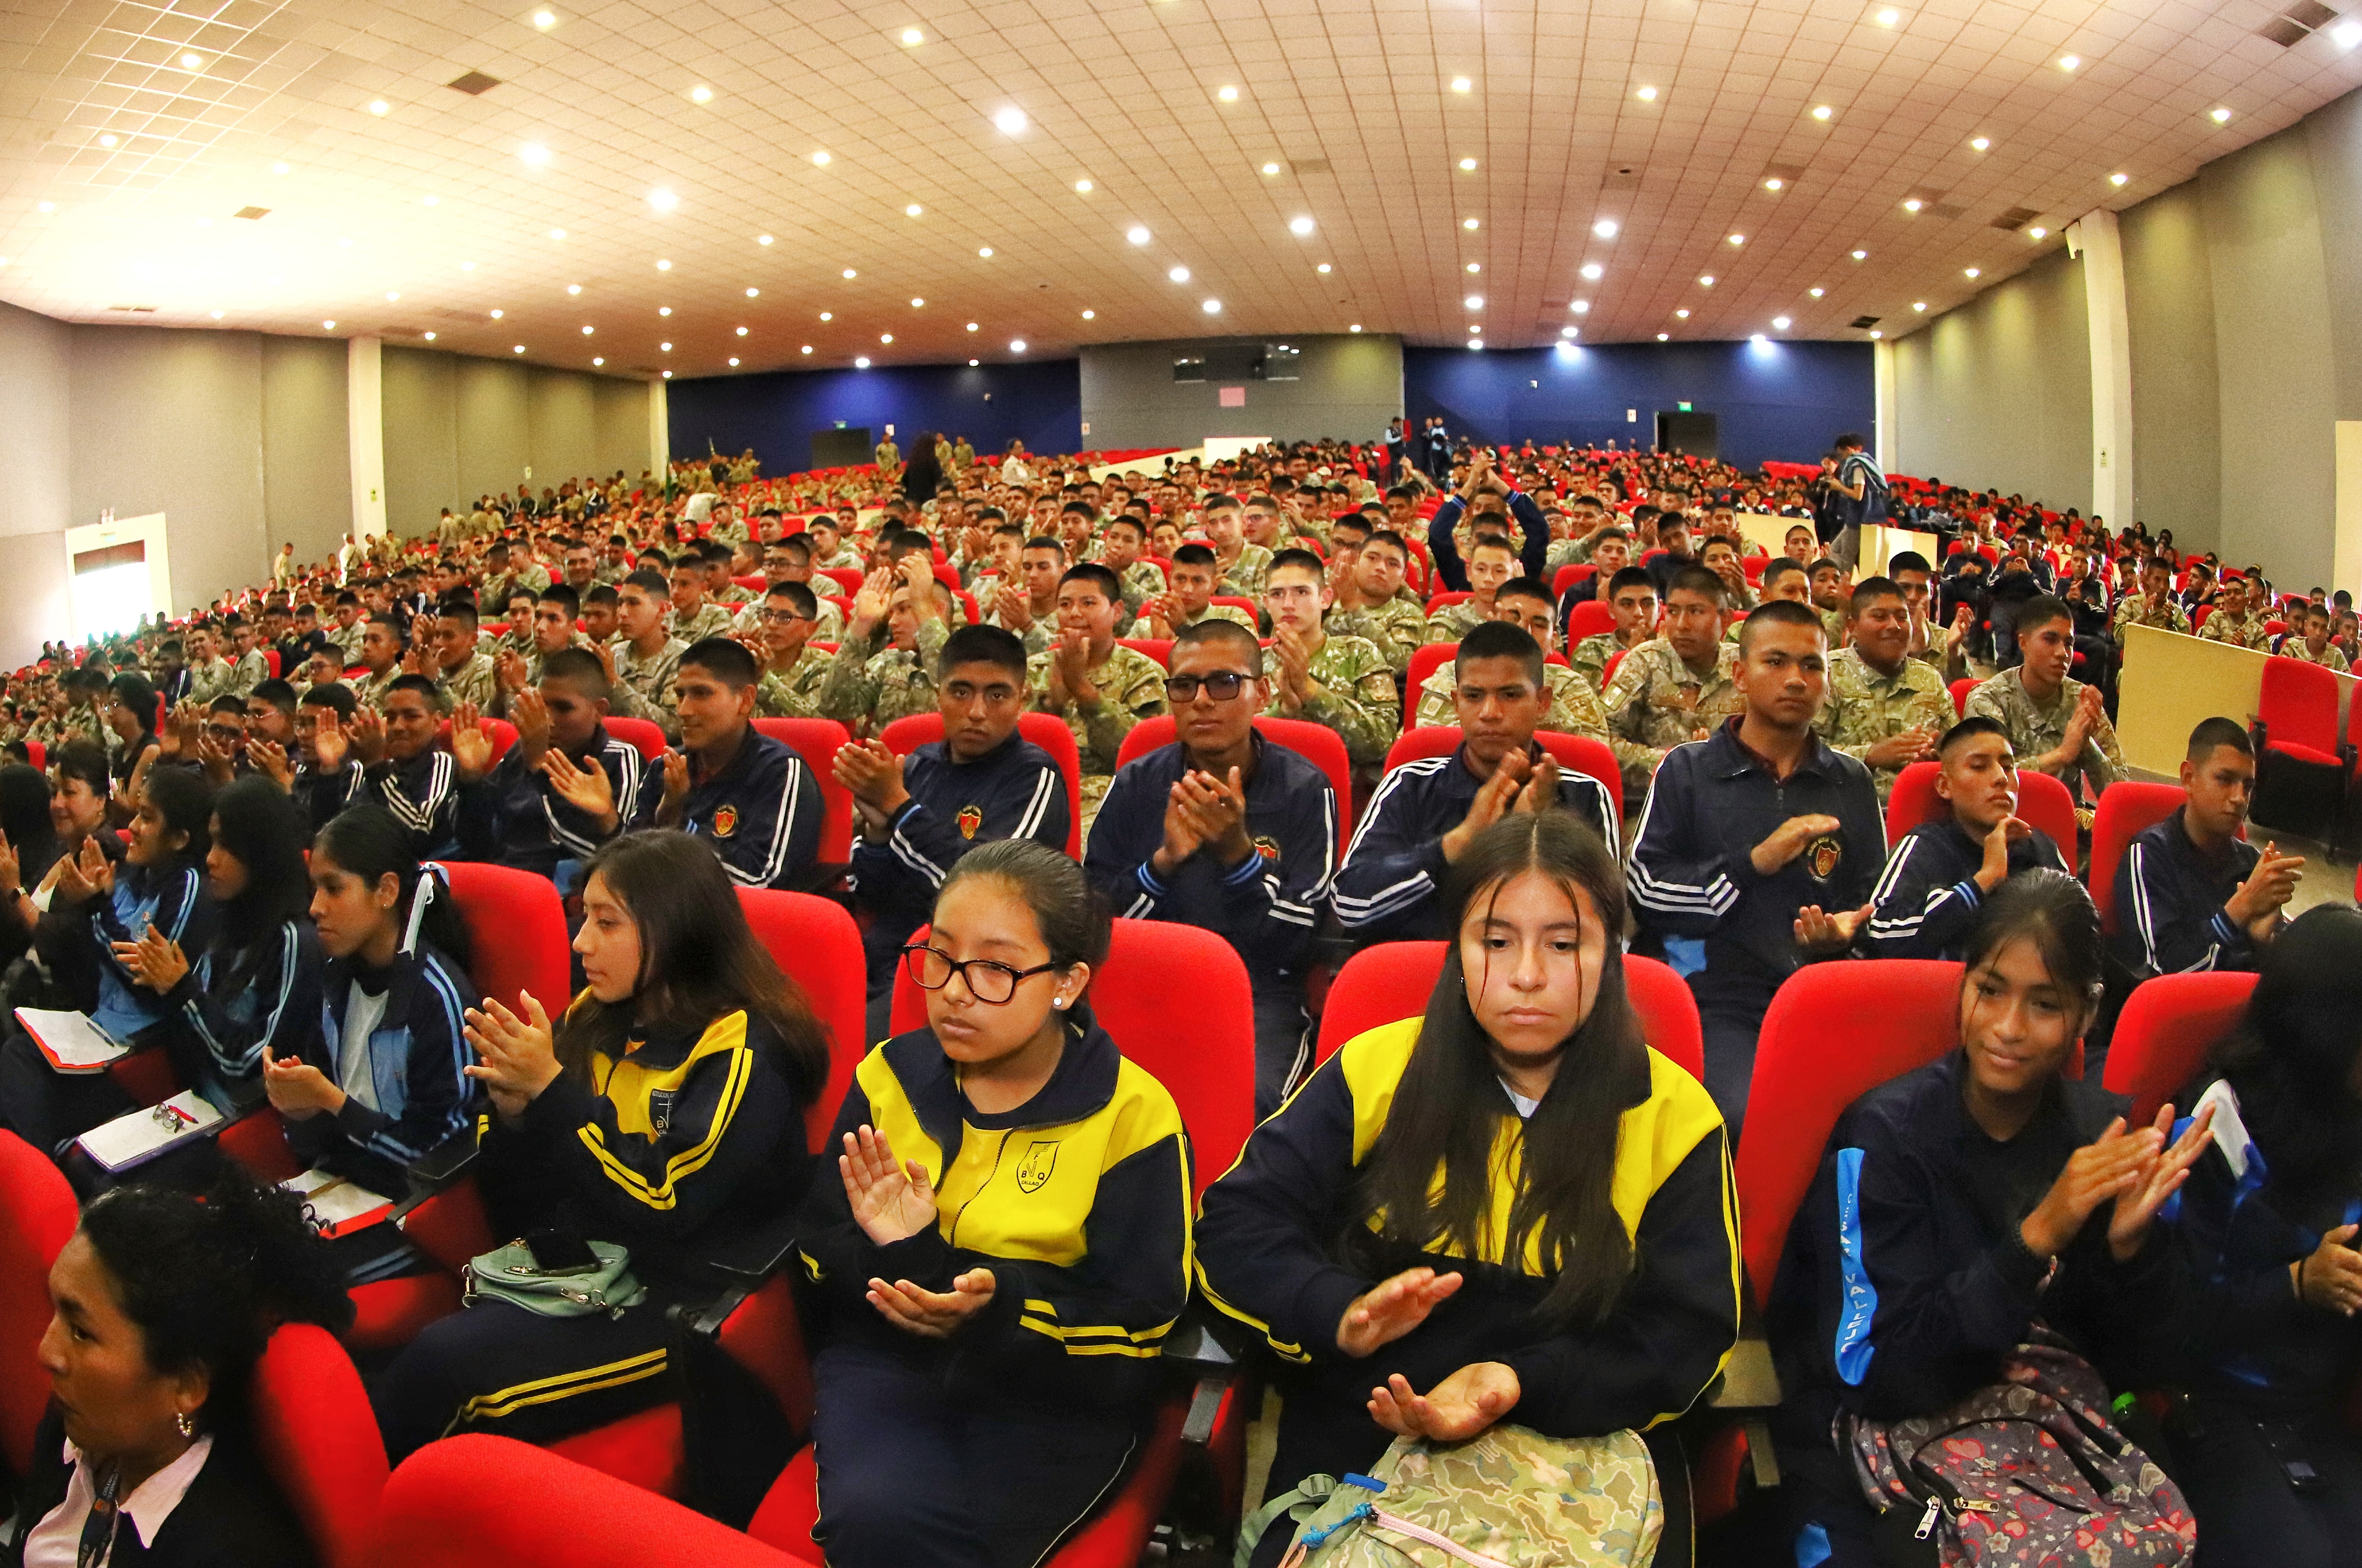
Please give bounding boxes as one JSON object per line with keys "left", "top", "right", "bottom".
{"left": 524, "top": 1229, "right": 601, "bottom": 1277}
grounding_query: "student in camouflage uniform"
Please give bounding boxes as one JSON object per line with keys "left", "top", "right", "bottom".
{"left": 2277, "top": 602, "right": 2351, "bottom": 671}
{"left": 1424, "top": 536, "right": 1518, "bottom": 645}
{"left": 1324, "top": 530, "right": 1427, "bottom": 676}
{"left": 666, "top": 559, "right": 738, "bottom": 646}
{"left": 1027, "top": 563, "right": 1168, "bottom": 832}
{"left": 226, "top": 618, "right": 270, "bottom": 697}
{"left": 1139, "top": 545, "right": 1256, "bottom": 639}
{"left": 606, "top": 568, "right": 688, "bottom": 736}
{"left": 1602, "top": 565, "right": 1745, "bottom": 803}
{"left": 817, "top": 557, "right": 954, "bottom": 735}
{"left": 1259, "top": 550, "right": 1399, "bottom": 771}
{"left": 754, "top": 582, "right": 834, "bottom": 718}
{"left": 2110, "top": 559, "right": 2192, "bottom": 642}
{"left": 1202, "top": 495, "right": 1272, "bottom": 601}
{"left": 1569, "top": 567, "right": 1661, "bottom": 692}
{"left": 422, "top": 602, "right": 500, "bottom": 714}
{"left": 1415, "top": 579, "right": 1607, "bottom": 739}
{"left": 1965, "top": 593, "right": 2123, "bottom": 826}
{"left": 1807, "top": 559, "right": 1851, "bottom": 649}
{"left": 1813, "top": 576, "right": 1953, "bottom": 804}
{"left": 185, "top": 628, "right": 239, "bottom": 707}
{"left": 2196, "top": 577, "right": 2271, "bottom": 650}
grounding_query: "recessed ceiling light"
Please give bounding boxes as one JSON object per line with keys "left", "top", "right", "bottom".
{"left": 1202, "top": 299, "right": 1221, "bottom": 313}
{"left": 368, "top": 99, "right": 390, "bottom": 115}
{"left": 802, "top": 345, "right": 813, "bottom": 353}
{"left": 662, "top": 370, "right": 672, "bottom": 378}
{"left": 532, "top": 8, "right": 556, "bottom": 27}
{"left": 272, "top": 161, "right": 288, "bottom": 174}
{"left": 385, "top": 291, "right": 400, "bottom": 301}
{"left": 1965, "top": 267, "right": 1980, "bottom": 278}
{"left": 2058, "top": 54, "right": 2079, "bottom": 71}
{"left": 423, "top": 331, "right": 435, "bottom": 340}
{"left": 1011, "top": 339, "right": 1027, "bottom": 351}
{"left": 1750, "top": 333, "right": 1767, "bottom": 343}
{"left": 209, "top": 308, "right": 224, "bottom": 319}
{"left": 901, "top": 26, "right": 923, "bottom": 44}
{"left": 97, "top": 133, "right": 116, "bottom": 148}
{"left": 1810, "top": 287, "right": 1825, "bottom": 297}
{"left": 746, "top": 287, "right": 759, "bottom": 297}
{"left": 1316, "top": 262, "right": 1332, "bottom": 274}
{"left": 1467, "top": 263, "right": 1481, "bottom": 273}
{"left": 422, "top": 193, "right": 441, "bottom": 206}
{"left": 854, "top": 357, "right": 869, "bottom": 368}
{"left": 812, "top": 150, "right": 831, "bottom": 166}
{"left": 1875, "top": 8, "right": 1899, "bottom": 24}
{"left": 1462, "top": 217, "right": 1479, "bottom": 229}
{"left": 323, "top": 319, "right": 336, "bottom": 329}
{"left": 1728, "top": 233, "right": 1745, "bottom": 244}
{"left": 1593, "top": 218, "right": 1618, "bottom": 239}
{"left": 2334, "top": 17, "right": 2362, "bottom": 46}
{"left": 2210, "top": 106, "right": 2232, "bottom": 124}
{"left": 649, "top": 188, "right": 679, "bottom": 212}
{"left": 520, "top": 142, "right": 549, "bottom": 165}
{"left": 1970, "top": 136, "right": 1990, "bottom": 151}
{"left": 566, "top": 283, "right": 581, "bottom": 294}
{"left": 1082, "top": 309, "right": 1095, "bottom": 319}
{"left": 1168, "top": 265, "right": 1190, "bottom": 282}
{"left": 2110, "top": 172, "right": 2128, "bottom": 186}
{"left": 880, "top": 333, "right": 893, "bottom": 343}
{"left": 1561, "top": 327, "right": 1578, "bottom": 339}
{"left": 966, "top": 321, "right": 978, "bottom": 330}
{"left": 583, "top": 325, "right": 595, "bottom": 334}
{"left": 736, "top": 325, "right": 748, "bottom": 335}
{"left": 1450, "top": 76, "right": 1471, "bottom": 92}
{"left": 1774, "top": 315, "right": 1792, "bottom": 329}
{"left": 1349, "top": 324, "right": 1362, "bottom": 332}
{"left": 843, "top": 268, "right": 857, "bottom": 278}
{"left": 1657, "top": 332, "right": 1669, "bottom": 340}
{"left": 337, "top": 235, "right": 352, "bottom": 246}
{"left": 1676, "top": 308, "right": 1690, "bottom": 318}
{"left": 1635, "top": 85, "right": 1658, "bottom": 101}
{"left": 1289, "top": 215, "right": 1315, "bottom": 235}
{"left": 655, "top": 258, "right": 671, "bottom": 271}
{"left": 905, "top": 203, "right": 923, "bottom": 216}
{"left": 2028, "top": 226, "right": 2048, "bottom": 239}
{"left": 491, "top": 308, "right": 504, "bottom": 319}
{"left": 969, "top": 358, "right": 980, "bottom": 365}
{"left": 1699, "top": 275, "right": 1715, "bottom": 286}
{"left": 461, "top": 261, "right": 476, "bottom": 271}
{"left": 978, "top": 246, "right": 993, "bottom": 257}
{"left": 548, "top": 227, "right": 565, "bottom": 239}
{"left": 1812, "top": 104, "right": 1833, "bottom": 120}
{"left": 690, "top": 85, "right": 712, "bottom": 103}
{"left": 660, "top": 341, "right": 672, "bottom": 350}
{"left": 1764, "top": 178, "right": 1783, "bottom": 191}
{"left": 1912, "top": 301, "right": 1926, "bottom": 311}
{"left": 1852, "top": 249, "right": 1868, "bottom": 259}
{"left": 993, "top": 107, "right": 1027, "bottom": 134}
{"left": 1466, "top": 338, "right": 1482, "bottom": 349}
{"left": 591, "top": 356, "right": 603, "bottom": 365}
{"left": 1903, "top": 198, "right": 1923, "bottom": 211}
{"left": 1260, "top": 162, "right": 1280, "bottom": 176}
{"left": 1870, "top": 330, "right": 1882, "bottom": 339}
{"left": 1580, "top": 262, "right": 1604, "bottom": 280}
{"left": 757, "top": 234, "right": 773, "bottom": 246}
{"left": 728, "top": 357, "right": 739, "bottom": 366}
{"left": 1572, "top": 300, "right": 1590, "bottom": 313}
{"left": 1214, "top": 85, "right": 1239, "bottom": 103}
{"left": 1073, "top": 178, "right": 1093, "bottom": 193}
{"left": 660, "top": 307, "right": 672, "bottom": 316}
{"left": 1126, "top": 226, "right": 1151, "bottom": 246}
{"left": 819, "top": 311, "right": 831, "bottom": 320}
{"left": 1459, "top": 157, "right": 1477, "bottom": 170}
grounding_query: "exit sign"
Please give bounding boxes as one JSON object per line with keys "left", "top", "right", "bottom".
{"left": 1678, "top": 401, "right": 1693, "bottom": 411}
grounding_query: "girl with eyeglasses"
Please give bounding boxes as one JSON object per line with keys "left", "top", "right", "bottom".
{"left": 795, "top": 838, "right": 1192, "bottom": 1568}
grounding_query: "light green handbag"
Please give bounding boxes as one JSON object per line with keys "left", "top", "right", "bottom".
{"left": 462, "top": 1238, "right": 647, "bottom": 1319}
{"left": 1237, "top": 1425, "right": 1662, "bottom": 1568}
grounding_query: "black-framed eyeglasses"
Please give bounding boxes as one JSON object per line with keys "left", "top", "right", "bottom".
{"left": 758, "top": 608, "right": 810, "bottom": 625}
{"left": 1164, "top": 672, "right": 1251, "bottom": 702}
{"left": 900, "top": 943, "right": 1057, "bottom": 1005}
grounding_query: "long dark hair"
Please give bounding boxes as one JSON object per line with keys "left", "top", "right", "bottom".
{"left": 312, "top": 805, "right": 472, "bottom": 972}
{"left": 210, "top": 776, "right": 312, "bottom": 950}
{"left": 1345, "top": 813, "right": 1645, "bottom": 1331}
{"left": 557, "top": 831, "right": 826, "bottom": 1102}
{"left": 0, "top": 762, "right": 60, "bottom": 885}
{"left": 2211, "top": 905, "right": 2362, "bottom": 1201}
{"left": 140, "top": 767, "right": 212, "bottom": 873}
{"left": 1959, "top": 869, "right": 2104, "bottom": 1036}
{"left": 77, "top": 1169, "right": 352, "bottom": 1439}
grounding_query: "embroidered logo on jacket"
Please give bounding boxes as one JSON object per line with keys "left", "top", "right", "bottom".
{"left": 1805, "top": 834, "right": 1843, "bottom": 881}
{"left": 1253, "top": 835, "right": 1281, "bottom": 863}
{"left": 1015, "top": 1139, "right": 1059, "bottom": 1193}
{"left": 711, "top": 804, "right": 739, "bottom": 839}
{"left": 957, "top": 805, "right": 983, "bottom": 840}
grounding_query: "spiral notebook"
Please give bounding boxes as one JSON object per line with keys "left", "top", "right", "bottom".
{"left": 75, "top": 1091, "right": 224, "bottom": 1172}
{"left": 280, "top": 1169, "right": 396, "bottom": 1239}
{"left": 14, "top": 1009, "right": 128, "bottom": 1073}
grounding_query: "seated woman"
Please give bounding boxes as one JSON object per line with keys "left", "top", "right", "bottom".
{"left": 796, "top": 838, "right": 1192, "bottom": 1568}
{"left": 1771, "top": 870, "right": 2210, "bottom": 1564}
{"left": 2165, "top": 904, "right": 2362, "bottom": 1565}
{"left": 1197, "top": 813, "right": 1741, "bottom": 1568}
{"left": 0, "top": 766, "right": 214, "bottom": 1160}
{"left": 371, "top": 830, "right": 825, "bottom": 1460}
{"left": 8, "top": 1170, "right": 353, "bottom": 1568}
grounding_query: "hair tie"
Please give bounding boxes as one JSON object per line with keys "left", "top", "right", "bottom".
{"left": 404, "top": 862, "right": 448, "bottom": 956}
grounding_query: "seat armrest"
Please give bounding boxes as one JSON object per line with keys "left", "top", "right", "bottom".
{"left": 392, "top": 1125, "right": 479, "bottom": 1219}
{"left": 1705, "top": 1326, "right": 1781, "bottom": 1411}
{"left": 703, "top": 1213, "right": 800, "bottom": 1287}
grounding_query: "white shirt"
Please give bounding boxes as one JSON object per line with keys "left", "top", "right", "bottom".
{"left": 338, "top": 980, "right": 390, "bottom": 1111}
{"left": 1500, "top": 1079, "right": 1540, "bottom": 1120}
{"left": 24, "top": 1434, "right": 214, "bottom": 1567}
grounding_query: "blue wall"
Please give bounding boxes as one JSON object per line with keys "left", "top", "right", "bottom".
{"left": 666, "top": 359, "right": 1081, "bottom": 473}
{"left": 1403, "top": 340, "right": 1874, "bottom": 472}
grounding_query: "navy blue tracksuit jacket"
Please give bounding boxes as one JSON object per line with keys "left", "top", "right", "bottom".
{"left": 2111, "top": 811, "right": 2263, "bottom": 978}
{"left": 679, "top": 728, "right": 823, "bottom": 890}
{"left": 1862, "top": 817, "right": 2069, "bottom": 961}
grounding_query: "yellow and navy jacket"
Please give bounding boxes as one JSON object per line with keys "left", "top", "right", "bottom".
{"left": 479, "top": 1002, "right": 809, "bottom": 1293}
{"left": 797, "top": 1017, "right": 1194, "bottom": 1409}
{"left": 1195, "top": 1018, "right": 1740, "bottom": 1482}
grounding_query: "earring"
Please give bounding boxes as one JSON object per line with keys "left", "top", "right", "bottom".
{"left": 175, "top": 1412, "right": 195, "bottom": 1438}
{"left": 1053, "top": 997, "right": 1068, "bottom": 1009}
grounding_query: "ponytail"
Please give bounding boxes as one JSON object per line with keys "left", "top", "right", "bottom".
{"left": 314, "top": 806, "right": 474, "bottom": 974}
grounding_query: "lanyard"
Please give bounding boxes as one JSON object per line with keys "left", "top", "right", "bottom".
{"left": 76, "top": 1462, "right": 122, "bottom": 1568}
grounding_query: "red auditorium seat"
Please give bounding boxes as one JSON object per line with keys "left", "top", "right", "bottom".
{"left": 877, "top": 711, "right": 1084, "bottom": 859}
{"left": 1882, "top": 759, "right": 2079, "bottom": 862}
{"left": 1383, "top": 726, "right": 1622, "bottom": 832}
{"left": 1551, "top": 563, "right": 1597, "bottom": 597}
{"left": 1565, "top": 600, "right": 1617, "bottom": 643}
{"left": 2088, "top": 782, "right": 2191, "bottom": 937}
{"left": 0, "top": 1129, "right": 77, "bottom": 1477}
{"left": 749, "top": 717, "right": 854, "bottom": 865}
{"left": 734, "top": 888, "right": 869, "bottom": 1145}
{"left": 250, "top": 1323, "right": 391, "bottom": 1568}
{"left": 1115, "top": 714, "right": 1352, "bottom": 838}
{"left": 1404, "top": 642, "right": 1455, "bottom": 725}
{"left": 1209, "top": 595, "right": 1260, "bottom": 622}
{"left": 1311, "top": 940, "right": 1703, "bottom": 1084}
{"left": 1947, "top": 677, "right": 1973, "bottom": 718}
{"left": 2253, "top": 656, "right": 2343, "bottom": 768}
{"left": 2102, "top": 971, "right": 2258, "bottom": 1126}
{"left": 603, "top": 715, "right": 668, "bottom": 764}
{"left": 1115, "top": 636, "right": 1172, "bottom": 668}
{"left": 22, "top": 739, "right": 42, "bottom": 772}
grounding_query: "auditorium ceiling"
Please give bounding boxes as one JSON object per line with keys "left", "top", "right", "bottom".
{"left": 0, "top": 0, "right": 2354, "bottom": 377}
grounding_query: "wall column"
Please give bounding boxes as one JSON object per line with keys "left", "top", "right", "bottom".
{"left": 2068, "top": 209, "right": 2136, "bottom": 528}
{"left": 347, "top": 336, "right": 387, "bottom": 540}
{"left": 1872, "top": 339, "right": 1897, "bottom": 470}
{"left": 647, "top": 377, "right": 670, "bottom": 477}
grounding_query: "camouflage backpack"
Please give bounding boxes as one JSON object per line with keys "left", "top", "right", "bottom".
{"left": 1237, "top": 1424, "right": 1662, "bottom": 1568}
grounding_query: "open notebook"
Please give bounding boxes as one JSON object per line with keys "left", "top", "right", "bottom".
{"left": 15, "top": 1009, "right": 128, "bottom": 1073}
{"left": 75, "top": 1091, "right": 224, "bottom": 1172}
{"left": 280, "top": 1168, "right": 396, "bottom": 1240}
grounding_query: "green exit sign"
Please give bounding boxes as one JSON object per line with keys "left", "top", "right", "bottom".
{"left": 1677, "top": 401, "right": 1693, "bottom": 411}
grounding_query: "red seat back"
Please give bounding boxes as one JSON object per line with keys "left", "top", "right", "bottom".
{"left": 876, "top": 712, "right": 1084, "bottom": 859}
{"left": 750, "top": 717, "right": 853, "bottom": 863}
{"left": 265, "top": 649, "right": 282, "bottom": 680}
{"left": 603, "top": 716, "right": 668, "bottom": 764}
{"left": 1565, "top": 600, "right": 1618, "bottom": 643}
{"left": 23, "top": 740, "right": 43, "bottom": 773}
{"left": 1883, "top": 760, "right": 2078, "bottom": 859}
{"left": 817, "top": 567, "right": 863, "bottom": 597}
{"left": 2258, "top": 656, "right": 2341, "bottom": 759}
{"left": 1424, "top": 591, "right": 1472, "bottom": 616}
{"left": 891, "top": 919, "right": 1255, "bottom": 1198}
{"left": 0, "top": 1130, "right": 76, "bottom": 1476}
{"left": 1947, "top": 677, "right": 1972, "bottom": 718}
{"left": 249, "top": 1323, "right": 389, "bottom": 1568}
{"left": 2102, "top": 971, "right": 2259, "bottom": 1126}
{"left": 2089, "top": 782, "right": 2189, "bottom": 937}
{"left": 1551, "top": 563, "right": 1597, "bottom": 597}
{"left": 439, "top": 862, "right": 571, "bottom": 1014}
{"left": 1209, "top": 596, "right": 1260, "bottom": 622}
{"left": 1735, "top": 961, "right": 1964, "bottom": 1309}
{"left": 1404, "top": 645, "right": 1454, "bottom": 726}
{"left": 1311, "top": 940, "right": 1703, "bottom": 1084}
{"left": 1115, "top": 637, "right": 1172, "bottom": 669}
{"left": 735, "top": 889, "right": 868, "bottom": 1149}
{"left": 1115, "top": 715, "right": 1351, "bottom": 839}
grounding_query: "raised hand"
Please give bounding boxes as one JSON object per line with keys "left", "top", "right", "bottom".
{"left": 311, "top": 715, "right": 349, "bottom": 774}
{"left": 509, "top": 686, "right": 553, "bottom": 757}
{"left": 538, "top": 748, "right": 619, "bottom": 830}
{"left": 2021, "top": 1115, "right": 2163, "bottom": 1261}
{"left": 1512, "top": 751, "right": 1561, "bottom": 815}
{"left": 463, "top": 990, "right": 562, "bottom": 1121}
{"left": 260, "top": 1043, "right": 346, "bottom": 1119}
{"left": 1337, "top": 1266, "right": 1466, "bottom": 1357}
{"left": 496, "top": 650, "right": 531, "bottom": 694}
{"left": 864, "top": 1268, "right": 996, "bottom": 1339}
{"left": 839, "top": 1124, "right": 940, "bottom": 1245}
{"left": 1440, "top": 757, "right": 1525, "bottom": 864}
{"left": 1751, "top": 813, "right": 1841, "bottom": 876}
{"left": 249, "top": 738, "right": 293, "bottom": 790}
{"left": 2106, "top": 1102, "right": 2214, "bottom": 1261}
{"left": 348, "top": 704, "right": 388, "bottom": 765}
{"left": 448, "top": 700, "right": 493, "bottom": 782}
{"left": 1151, "top": 781, "right": 1207, "bottom": 878}
{"left": 2295, "top": 1224, "right": 2362, "bottom": 1316}
{"left": 831, "top": 738, "right": 908, "bottom": 815}
{"left": 1368, "top": 1362, "right": 1521, "bottom": 1442}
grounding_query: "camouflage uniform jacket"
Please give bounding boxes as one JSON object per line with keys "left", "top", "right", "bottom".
{"left": 1327, "top": 598, "right": 1427, "bottom": 675}
{"left": 1265, "top": 633, "right": 1399, "bottom": 768}
{"left": 2110, "top": 594, "right": 2191, "bottom": 642}
{"left": 2198, "top": 609, "right": 2271, "bottom": 651}
{"left": 231, "top": 650, "right": 270, "bottom": 698}
{"left": 1569, "top": 630, "right": 1651, "bottom": 693}
{"left": 1812, "top": 646, "right": 1955, "bottom": 803}
{"left": 670, "top": 602, "right": 737, "bottom": 646}
{"left": 610, "top": 635, "right": 687, "bottom": 732}
{"left": 981, "top": 601, "right": 1053, "bottom": 658}
{"left": 325, "top": 620, "right": 367, "bottom": 667}
{"left": 1601, "top": 638, "right": 1745, "bottom": 799}
{"left": 435, "top": 650, "right": 500, "bottom": 714}
{"left": 817, "top": 619, "right": 950, "bottom": 736}
{"left": 756, "top": 646, "right": 835, "bottom": 719}
{"left": 1116, "top": 561, "right": 1167, "bottom": 616}
{"left": 187, "top": 658, "right": 239, "bottom": 707}
{"left": 1964, "top": 666, "right": 2122, "bottom": 813}
{"left": 1423, "top": 598, "right": 1490, "bottom": 646}
{"left": 1027, "top": 642, "right": 1169, "bottom": 824}
{"left": 1415, "top": 662, "right": 1607, "bottom": 741}
{"left": 2279, "top": 637, "right": 2352, "bottom": 673}
{"left": 350, "top": 666, "right": 401, "bottom": 711}
{"left": 1214, "top": 544, "right": 1272, "bottom": 601}
{"left": 733, "top": 595, "right": 845, "bottom": 645}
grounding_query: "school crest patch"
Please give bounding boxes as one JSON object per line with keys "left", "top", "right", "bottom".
{"left": 1805, "top": 834, "right": 1843, "bottom": 881}
{"left": 957, "top": 805, "right": 983, "bottom": 840}
{"left": 711, "top": 804, "right": 739, "bottom": 839}
{"left": 1253, "top": 835, "right": 1281, "bottom": 863}
{"left": 1015, "top": 1139, "right": 1059, "bottom": 1193}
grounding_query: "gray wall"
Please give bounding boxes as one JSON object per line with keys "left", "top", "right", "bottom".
{"left": 1891, "top": 247, "right": 2094, "bottom": 513}
{"left": 260, "top": 336, "right": 352, "bottom": 564}
{"left": 1078, "top": 334, "right": 1403, "bottom": 449}
{"left": 2121, "top": 182, "right": 2222, "bottom": 553}
{"left": 381, "top": 346, "right": 650, "bottom": 536}
{"left": 0, "top": 303, "right": 73, "bottom": 664}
